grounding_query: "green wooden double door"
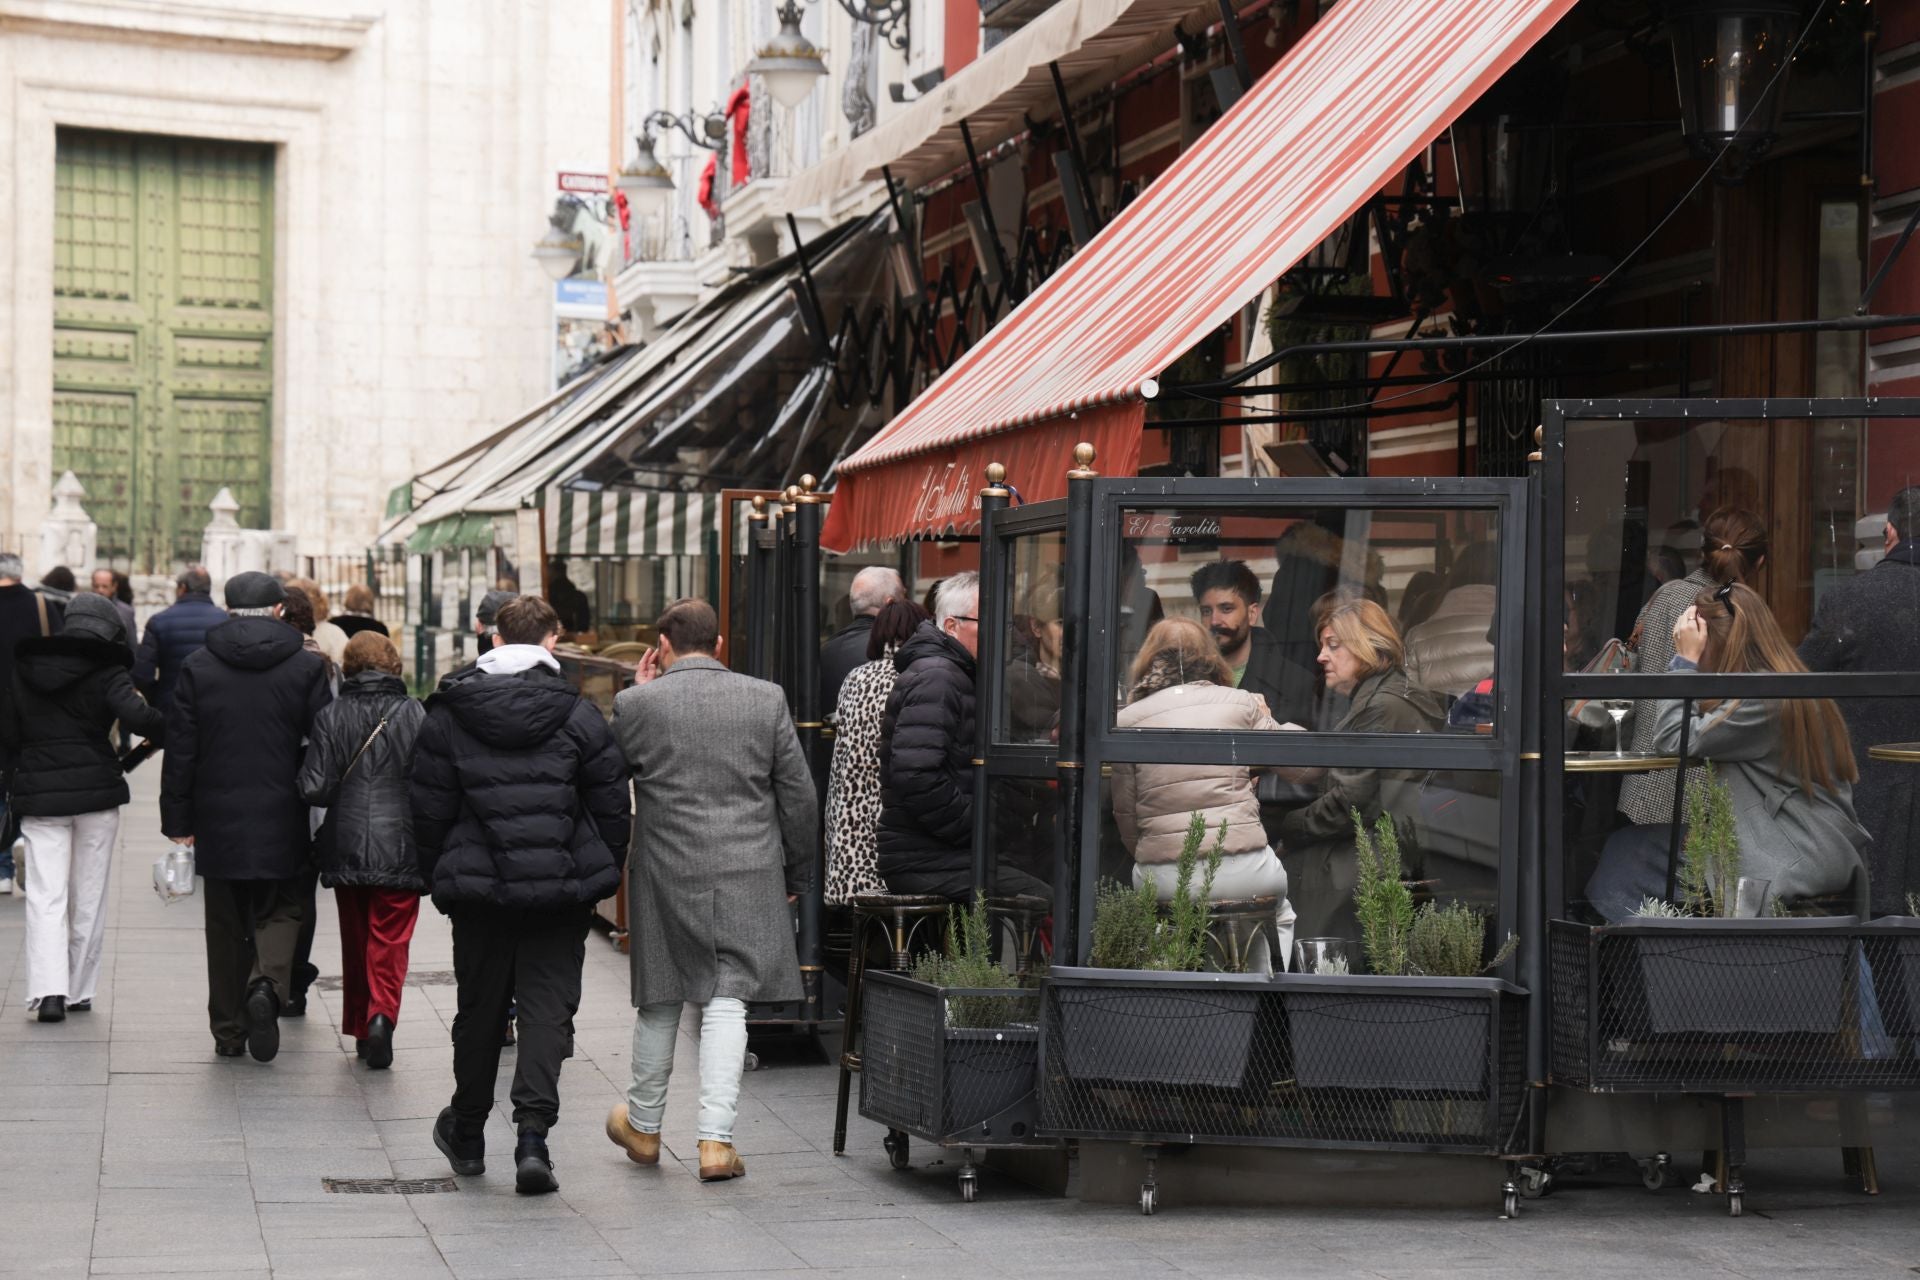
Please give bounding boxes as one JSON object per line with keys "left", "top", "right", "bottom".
{"left": 53, "top": 128, "right": 274, "bottom": 573}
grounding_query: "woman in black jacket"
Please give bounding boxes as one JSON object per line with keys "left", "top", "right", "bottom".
{"left": 5, "top": 593, "right": 163, "bottom": 1022}
{"left": 296, "top": 632, "right": 426, "bottom": 1068}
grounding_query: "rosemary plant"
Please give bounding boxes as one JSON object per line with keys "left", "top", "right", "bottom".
{"left": 1352, "top": 809, "right": 1413, "bottom": 976}
{"left": 910, "top": 893, "right": 1024, "bottom": 1029}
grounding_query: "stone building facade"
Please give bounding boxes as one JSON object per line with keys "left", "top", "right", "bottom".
{"left": 0, "top": 1, "right": 610, "bottom": 570}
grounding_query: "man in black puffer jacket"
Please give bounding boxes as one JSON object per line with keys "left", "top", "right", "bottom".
{"left": 5, "top": 593, "right": 163, "bottom": 1021}
{"left": 876, "top": 573, "right": 1050, "bottom": 901}
{"left": 410, "top": 595, "right": 630, "bottom": 1195}
{"left": 161, "top": 573, "right": 331, "bottom": 1062}
{"left": 134, "top": 565, "right": 225, "bottom": 713}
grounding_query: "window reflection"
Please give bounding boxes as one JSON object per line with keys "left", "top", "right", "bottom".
{"left": 999, "top": 531, "right": 1066, "bottom": 745}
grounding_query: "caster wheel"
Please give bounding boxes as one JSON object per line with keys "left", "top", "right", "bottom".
{"left": 1502, "top": 1189, "right": 1519, "bottom": 1219}
{"left": 1139, "top": 1184, "right": 1158, "bottom": 1216}
{"left": 1640, "top": 1160, "right": 1670, "bottom": 1192}
{"left": 742, "top": 1052, "right": 760, "bottom": 1072}
{"left": 1727, "top": 1190, "right": 1743, "bottom": 1218}
{"left": 960, "top": 1173, "right": 977, "bottom": 1203}
{"left": 883, "top": 1132, "right": 910, "bottom": 1171}
{"left": 1519, "top": 1167, "right": 1553, "bottom": 1199}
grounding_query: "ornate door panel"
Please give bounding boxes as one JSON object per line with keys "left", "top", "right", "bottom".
{"left": 53, "top": 130, "right": 274, "bottom": 572}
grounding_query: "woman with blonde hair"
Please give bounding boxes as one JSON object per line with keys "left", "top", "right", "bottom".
{"left": 1274, "top": 599, "right": 1445, "bottom": 939}
{"left": 334, "top": 582, "right": 391, "bottom": 640}
{"left": 1111, "top": 616, "right": 1297, "bottom": 972}
{"left": 1587, "top": 583, "right": 1869, "bottom": 920}
{"left": 286, "top": 576, "right": 350, "bottom": 667}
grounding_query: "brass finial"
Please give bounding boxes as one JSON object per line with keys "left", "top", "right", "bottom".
{"left": 781, "top": 484, "right": 800, "bottom": 513}
{"left": 748, "top": 495, "right": 768, "bottom": 522}
{"left": 1068, "top": 442, "right": 1097, "bottom": 480}
{"left": 1526, "top": 424, "right": 1544, "bottom": 465}
{"left": 980, "top": 462, "right": 1010, "bottom": 498}
{"left": 796, "top": 474, "right": 825, "bottom": 503}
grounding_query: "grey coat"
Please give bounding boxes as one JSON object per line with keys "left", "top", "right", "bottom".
{"left": 613, "top": 655, "right": 817, "bottom": 1006}
{"left": 1798, "top": 542, "right": 1920, "bottom": 913}
{"left": 1651, "top": 687, "right": 1871, "bottom": 914}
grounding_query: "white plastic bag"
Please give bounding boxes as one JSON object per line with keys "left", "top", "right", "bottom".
{"left": 152, "top": 846, "right": 195, "bottom": 904}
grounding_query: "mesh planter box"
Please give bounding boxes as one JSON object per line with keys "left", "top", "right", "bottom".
{"left": 1040, "top": 968, "right": 1526, "bottom": 1153}
{"left": 1550, "top": 918, "right": 1920, "bottom": 1092}
{"left": 1865, "top": 918, "right": 1920, "bottom": 1043}
{"left": 859, "top": 971, "right": 1042, "bottom": 1145}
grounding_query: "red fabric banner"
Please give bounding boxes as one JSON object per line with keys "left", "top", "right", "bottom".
{"left": 819, "top": 402, "right": 1143, "bottom": 553}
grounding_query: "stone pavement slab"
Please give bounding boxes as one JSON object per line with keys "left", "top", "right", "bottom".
{"left": 3, "top": 764, "right": 1919, "bottom": 1279}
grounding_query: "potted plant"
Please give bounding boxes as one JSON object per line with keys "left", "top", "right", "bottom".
{"left": 1045, "top": 813, "right": 1273, "bottom": 1090}
{"left": 860, "top": 895, "right": 1042, "bottom": 1152}
{"left": 1285, "top": 812, "right": 1521, "bottom": 1103}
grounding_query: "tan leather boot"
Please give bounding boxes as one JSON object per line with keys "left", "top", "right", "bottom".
{"left": 605, "top": 1104, "right": 660, "bottom": 1166}
{"left": 697, "top": 1139, "right": 746, "bottom": 1182}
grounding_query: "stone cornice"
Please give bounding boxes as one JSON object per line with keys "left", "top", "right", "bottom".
{"left": 0, "top": 0, "right": 376, "bottom": 61}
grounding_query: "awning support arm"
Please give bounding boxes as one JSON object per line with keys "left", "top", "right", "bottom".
{"left": 960, "top": 120, "right": 1016, "bottom": 298}
{"left": 1214, "top": 0, "right": 1253, "bottom": 99}
{"left": 1857, "top": 202, "right": 1920, "bottom": 315}
{"left": 1167, "top": 312, "right": 1920, "bottom": 398}
{"left": 1049, "top": 62, "right": 1104, "bottom": 244}
{"left": 785, "top": 213, "right": 833, "bottom": 363}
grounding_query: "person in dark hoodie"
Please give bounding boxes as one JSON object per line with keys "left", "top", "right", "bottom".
{"left": 298, "top": 632, "right": 425, "bottom": 1070}
{"left": 160, "top": 572, "right": 331, "bottom": 1061}
{"left": 410, "top": 595, "right": 630, "bottom": 1195}
{"left": 0, "top": 552, "right": 62, "bottom": 896}
{"left": 5, "top": 593, "right": 163, "bottom": 1021}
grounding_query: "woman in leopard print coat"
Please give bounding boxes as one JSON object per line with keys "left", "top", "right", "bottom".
{"left": 824, "top": 599, "right": 931, "bottom": 905}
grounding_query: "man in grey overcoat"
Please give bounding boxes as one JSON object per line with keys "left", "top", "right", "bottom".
{"left": 604, "top": 597, "right": 816, "bottom": 1182}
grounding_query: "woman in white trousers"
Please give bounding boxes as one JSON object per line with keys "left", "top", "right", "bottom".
{"left": 2, "top": 593, "right": 163, "bottom": 1021}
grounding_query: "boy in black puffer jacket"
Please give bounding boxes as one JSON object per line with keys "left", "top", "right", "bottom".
{"left": 5, "top": 593, "right": 163, "bottom": 1022}
{"left": 410, "top": 595, "right": 630, "bottom": 1195}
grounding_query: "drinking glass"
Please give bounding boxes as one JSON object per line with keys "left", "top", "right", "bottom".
{"left": 1293, "top": 937, "right": 1351, "bottom": 976}
{"left": 1731, "top": 876, "right": 1773, "bottom": 919}
{"left": 1603, "top": 700, "right": 1632, "bottom": 757}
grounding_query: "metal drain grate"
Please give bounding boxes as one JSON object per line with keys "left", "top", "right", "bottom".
{"left": 322, "top": 1177, "right": 459, "bottom": 1194}
{"left": 315, "top": 969, "right": 457, "bottom": 993}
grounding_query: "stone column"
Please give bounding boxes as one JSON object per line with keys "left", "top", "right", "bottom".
{"left": 38, "top": 470, "right": 96, "bottom": 576}
{"left": 200, "top": 487, "right": 246, "bottom": 599}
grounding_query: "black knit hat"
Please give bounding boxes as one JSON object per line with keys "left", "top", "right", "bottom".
{"left": 225, "top": 571, "right": 285, "bottom": 609}
{"left": 477, "top": 589, "right": 518, "bottom": 629}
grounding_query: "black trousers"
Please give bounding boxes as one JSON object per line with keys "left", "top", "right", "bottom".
{"left": 202, "top": 875, "right": 308, "bottom": 1048}
{"left": 449, "top": 906, "right": 589, "bottom": 1138}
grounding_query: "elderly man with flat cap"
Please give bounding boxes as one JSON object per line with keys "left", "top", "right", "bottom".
{"left": 161, "top": 571, "right": 332, "bottom": 1061}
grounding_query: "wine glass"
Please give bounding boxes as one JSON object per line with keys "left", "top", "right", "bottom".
{"left": 1603, "top": 700, "right": 1632, "bottom": 758}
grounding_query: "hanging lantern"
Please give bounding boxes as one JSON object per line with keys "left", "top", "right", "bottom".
{"left": 1667, "top": 0, "right": 1802, "bottom": 173}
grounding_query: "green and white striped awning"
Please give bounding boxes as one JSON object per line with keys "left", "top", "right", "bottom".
{"left": 544, "top": 487, "right": 721, "bottom": 558}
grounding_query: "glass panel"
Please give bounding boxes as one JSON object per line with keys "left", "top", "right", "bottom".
{"left": 1559, "top": 416, "right": 1920, "bottom": 674}
{"left": 1114, "top": 505, "right": 1504, "bottom": 732}
{"left": 1096, "top": 759, "right": 1505, "bottom": 973}
{"left": 557, "top": 554, "right": 708, "bottom": 650}
{"left": 987, "top": 775, "right": 1060, "bottom": 907}
{"left": 998, "top": 530, "right": 1067, "bottom": 746}
{"left": 1556, "top": 696, "right": 1919, "bottom": 920}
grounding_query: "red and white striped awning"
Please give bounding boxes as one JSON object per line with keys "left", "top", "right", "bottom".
{"left": 822, "top": 0, "right": 1577, "bottom": 552}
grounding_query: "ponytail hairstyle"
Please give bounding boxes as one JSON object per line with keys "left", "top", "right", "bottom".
{"left": 1701, "top": 507, "right": 1768, "bottom": 587}
{"left": 1693, "top": 583, "right": 1857, "bottom": 795}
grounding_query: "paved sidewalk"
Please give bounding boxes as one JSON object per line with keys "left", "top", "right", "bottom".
{"left": 3, "top": 765, "right": 1918, "bottom": 1279}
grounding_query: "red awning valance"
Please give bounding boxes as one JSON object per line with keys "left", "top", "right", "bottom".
{"left": 821, "top": 404, "right": 1141, "bottom": 553}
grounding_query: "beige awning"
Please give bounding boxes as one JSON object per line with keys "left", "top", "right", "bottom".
{"left": 780, "top": 0, "right": 1217, "bottom": 212}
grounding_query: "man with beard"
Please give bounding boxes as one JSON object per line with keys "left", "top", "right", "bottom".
{"left": 1189, "top": 560, "right": 1317, "bottom": 728}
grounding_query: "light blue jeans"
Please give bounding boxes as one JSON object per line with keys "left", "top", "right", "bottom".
{"left": 627, "top": 997, "right": 749, "bottom": 1144}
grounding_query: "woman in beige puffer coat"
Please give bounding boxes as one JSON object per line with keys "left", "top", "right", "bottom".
{"left": 1112, "top": 617, "right": 1297, "bottom": 972}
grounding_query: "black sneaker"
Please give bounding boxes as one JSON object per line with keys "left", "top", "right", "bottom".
{"left": 215, "top": 1042, "right": 247, "bottom": 1058}
{"left": 36, "top": 996, "right": 66, "bottom": 1023}
{"left": 513, "top": 1130, "right": 557, "bottom": 1195}
{"left": 245, "top": 981, "right": 280, "bottom": 1062}
{"left": 433, "top": 1107, "right": 485, "bottom": 1176}
{"left": 282, "top": 962, "right": 320, "bottom": 1018}
{"left": 364, "top": 1014, "right": 394, "bottom": 1070}
{"left": 68, "top": 999, "right": 92, "bottom": 1013}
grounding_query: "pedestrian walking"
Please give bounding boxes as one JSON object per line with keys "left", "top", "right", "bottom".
{"left": 133, "top": 565, "right": 225, "bottom": 713}
{"left": 411, "top": 595, "right": 629, "bottom": 1194}
{"left": 604, "top": 598, "right": 815, "bottom": 1181}
{"left": 87, "top": 568, "right": 138, "bottom": 656}
{"left": 824, "top": 599, "right": 930, "bottom": 904}
{"left": 0, "top": 551, "right": 63, "bottom": 896}
{"left": 271, "top": 583, "right": 331, "bottom": 1016}
{"left": 820, "top": 566, "right": 906, "bottom": 716}
{"left": 159, "top": 572, "right": 331, "bottom": 1061}
{"left": 285, "top": 577, "right": 350, "bottom": 670}
{"left": 5, "top": 594, "right": 163, "bottom": 1020}
{"left": 296, "top": 631, "right": 425, "bottom": 1069}
{"left": 332, "top": 583, "right": 390, "bottom": 640}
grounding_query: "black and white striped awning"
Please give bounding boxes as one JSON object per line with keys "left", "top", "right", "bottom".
{"left": 543, "top": 487, "right": 720, "bottom": 559}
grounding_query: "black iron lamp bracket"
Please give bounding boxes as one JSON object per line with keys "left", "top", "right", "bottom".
{"left": 799, "top": 0, "right": 909, "bottom": 52}
{"left": 642, "top": 109, "right": 728, "bottom": 152}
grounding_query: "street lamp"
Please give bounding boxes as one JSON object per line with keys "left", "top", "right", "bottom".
{"left": 615, "top": 110, "right": 728, "bottom": 218}
{"left": 531, "top": 208, "right": 583, "bottom": 282}
{"left": 1666, "top": 0, "right": 1802, "bottom": 173}
{"left": 748, "top": 0, "right": 830, "bottom": 110}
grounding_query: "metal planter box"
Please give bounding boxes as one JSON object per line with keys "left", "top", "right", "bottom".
{"left": 1865, "top": 917, "right": 1920, "bottom": 1043}
{"left": 1549, "top": 918, "right": 1920, "bottom": 1092}
{"left": 1039, "top": 968, "right": 1526, "bottom": 1153}
{"left": 859, "top": 970, "right": 1042, "bottom": 1145}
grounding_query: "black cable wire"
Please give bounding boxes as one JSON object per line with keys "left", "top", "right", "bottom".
{"left": 1179, "top": 0, "right": 1835, "bottom": 418}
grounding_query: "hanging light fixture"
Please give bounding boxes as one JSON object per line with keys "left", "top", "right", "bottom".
{"left": 616, "top": 132, "right": 677, "bottom": 219}
{"left": 1666, "top": 0, "right": 1802, "bottom": 174}
{"left": 531, "top": 208, "right": 584, "bottom": 282}
{"left": 748, "top": 0, "right": 829, "bottom": 110}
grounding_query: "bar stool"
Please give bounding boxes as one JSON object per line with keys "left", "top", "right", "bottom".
{"left": 985, "top": 893, "right": 1050, "bottom": 976}
{"left": 831, "top": 892, "right": 951, "bottom": 1157}
{"left": 1199, "top": 896, "right": 1280, "bottom": 974}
